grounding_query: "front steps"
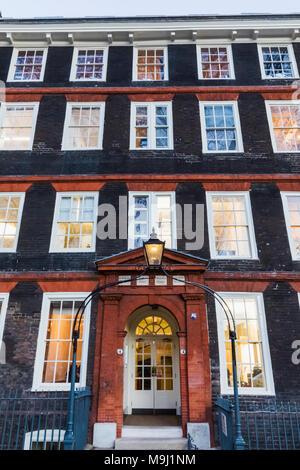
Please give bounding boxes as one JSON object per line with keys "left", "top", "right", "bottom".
{"left": 93, "top": 422, "right": 212, "bottom": 450}
{"left": 122, "top": 425, "right": 183, "bottom": 438}
{"left": 115, "top": 425, "right": 187, "bottom": 450}
{"left": 115, "top": 437, "right": 188, "bottom": 450}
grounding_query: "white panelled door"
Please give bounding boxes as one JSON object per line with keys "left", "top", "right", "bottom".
{"left": 130, "top": 315, "right": 179, "bottom": 411}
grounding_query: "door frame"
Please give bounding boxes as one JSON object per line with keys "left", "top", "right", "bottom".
{"left": 123, "top": 306, "right": 181, "bottom": 415}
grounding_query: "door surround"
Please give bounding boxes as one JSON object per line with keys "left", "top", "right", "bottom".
{"left": 91, "top": 246, "right": 212, "bottom": 439}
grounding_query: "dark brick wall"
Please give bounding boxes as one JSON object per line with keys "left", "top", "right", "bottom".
{"left": 1, "top": 89, "right": 300, "bottom": 176}
{"left": 0, "top": 181, "right": 298, "bottom": 275}
{"left": 33, "top": 95, "right": 67, "bottom": 153}
{"left": 2, "top": 42, "right": 300, "bottom": 88}
{"left": 1, "top": 282, "right": 43, "bottom": 389}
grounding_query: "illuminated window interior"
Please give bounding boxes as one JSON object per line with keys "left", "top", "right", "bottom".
{"left": 0, "top": 105, "right": 37, "bottom": 150}
{"left": 223, "top": 296, "right": 265, "bottom": 389}
{"left": 0, "top": 195, "right": 22, "bottom": 249}
{"left": 55, "top": 195, "right": 95, "bottom": 250}
{"left": 42, "top": 300, "right": 84, "bottom": 384}
{"left": 135, "top": 316, "right": 172, "bottom": 336}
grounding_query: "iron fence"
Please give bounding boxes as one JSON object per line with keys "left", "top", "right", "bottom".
{"left": 217, "top": 397, "right": 300, "bottom": 450}
{"left": 0, "top": 387, "right": 91, "bottom": 450}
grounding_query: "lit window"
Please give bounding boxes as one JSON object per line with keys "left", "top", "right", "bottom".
{"left": 197, "top": 46, "right": 235, "bottom": 79}
{"left": 216, "top": 293, "right": 274, "bottom": 395}
{"left": 0, "top": 193, "right": 24, "bottom": 252}
{"left": 200, "top": 102, "right": 243, "bottom": 153}
{"left": 206, "top": 192, "right": 257, "bottom": 259}
{"left": 258, "top": 45, "right": 298, "bottom": 79}
{"left": 70, "top": 47, "right": 108, "bottom": 81}
{"left": 266, "top": 101, "right": 300, "bottom": 152}
{"left": 136, "top": 316, "right": 172, "bottom": 335}
{"left": 7, "top": 48, "right": 48, "bottom": 82}
{"left": 62, "top": 103, "right": 105, "bottom": 150}
{"left": 281, "top": 192, "right": 300, "bottom": 260}
{"left": 32, "top": 294, "right": 91, "bottom": 390}
{"left": 128, "top": 191, "right": 176, "bottom": 249}
{"left": 130, "top": 102, "right": 173, "bottom": 150}
{"left": 133, "top": 48, "right": 168, "bottom": 81}
{"left": 0, "top": 103, "right": 39, "bottom": 150}
{"left": 50, "top": 192, "right": 98, "bottom": 252}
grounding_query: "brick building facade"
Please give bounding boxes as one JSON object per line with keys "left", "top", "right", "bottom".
{"left": 0, "top": 14, "right": 300, "bottom": 448}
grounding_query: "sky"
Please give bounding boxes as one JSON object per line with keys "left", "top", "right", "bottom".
{"left": 0, "top": 0, "right": 300, "bottom": 19}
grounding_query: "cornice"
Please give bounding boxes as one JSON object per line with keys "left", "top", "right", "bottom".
{"left": 1, "top": 16, "right": 300, "bottom": 46}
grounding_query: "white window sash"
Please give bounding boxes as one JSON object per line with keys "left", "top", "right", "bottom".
{"left": 0, "top": 294, "right": 9, "bottom": 348}
{"left": 132, "top": 47, "right": 168, "bottom": 81}
{"left": 265, "top": 100, "right": 300, "bottom": 153}
{"left": 49, "top": 191, "right": 98, "bottom": 253}
{"left": 7, "top": 48, "right": 48, "bottom": 82}
{"left": 69, "top": 47, "right": 108, "bottom": 82}
{"left": 23, "top": 430, "right": 65, "bottom": 450}
{"left": 0, "top": 192, "right": 25, "bottom": 252}
{"left": 206, "top": 191, "right": 258, "bottom": 260}
{"left": 0, "top": 103, "right": 39, "bottom": 151}
{"left": 199, "top": 101, "right": 244, "bottom": 153}
{"left": 257, "top": 44, "right": 299, "bottom": 80}
{"left": 130, "top": 101, "right": 173, "bottom": 150}
{"left": 128, "top": 191, "right": 177, "bottom": 250}
{"left": 215, "top": 292, "right": 275, "bottom": 396}
{"left": 32, "top": 292, "right": 91, "bottom": 392}
{"left": 281, "top": 191, "right": 300, "bottom": 260}
{"left": 196, "top": 45, "right": 235, "bottom": 80}
{"left": 61, "top": 102, "right": 105, "bottom": 151}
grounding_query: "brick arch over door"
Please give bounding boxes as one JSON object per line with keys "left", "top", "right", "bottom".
{"left": 118, "top": 294, "right": 186, "bottom": 332}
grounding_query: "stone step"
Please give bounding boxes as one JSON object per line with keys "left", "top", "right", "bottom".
{"left": 115, "top": 437, "right": 188, "bottom": 450}
{"left": 122, "top": 425, "right": 183, "bottom": 438}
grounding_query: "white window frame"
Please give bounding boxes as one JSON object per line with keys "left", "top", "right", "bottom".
{"left": 7, "top": 48, "right": 48, "bottom": 82}
{"left": 216, "top": 292, "right": 275, "bottom": 396}
{"left": 69, "top": 46, "right": 108, "bottom": 82}
{"left": 0, "top": 102, "right": 39, "bottom": 151}
{"left": 32, "top": 292, "right": 91, "bottom": 392}
{"left": 265, "top": 100, "right": 300, "bottom": 153}
{"left": 196, "top": 45, "right": 235, "bottom": 80}
{"left": 257, "top": 44, "right": 299, "bottom": 80}
{"left": 49, "top": 191, "right": 98, "bottom": 253}
{"left": 206, "top": 191, "right": 258, "bottom": 260}
{"left": 281, "top": 191, "right": 300, "bottom": 260}
{"left": 199, "top": 101, "right": 244, "bottom": 154}
{"left": 61, "top": 102, "right": 105, "bottom": 151}
{"left": 132, "top": 46, "right": 168, "bottom": 81}
{"left": 23, "top": 429, "right": 65, "bottom": 450}
{"left": 0, "top": 192, "right": 25, "bottom": 252}
{"left": 128, "top": 191, "right": 177, "bottom": 250}
{"left": 130, "top": 101, "right": 173, "bottom": 150}
{"left": 0, "top": 293, "right": 9, "bottom": 350}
